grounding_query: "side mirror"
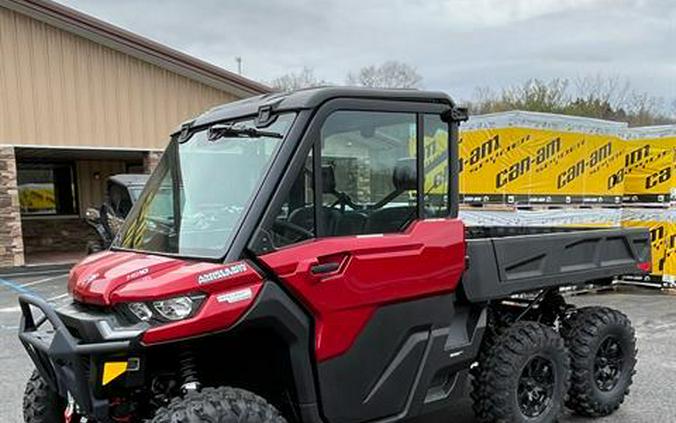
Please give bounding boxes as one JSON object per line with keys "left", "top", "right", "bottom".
{"left": 85, "top": 207, "right": 100, "bottom": 222}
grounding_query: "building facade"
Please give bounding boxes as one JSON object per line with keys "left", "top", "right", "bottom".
{"left": 0, "top": 0, "right": 270, "bottom": 267}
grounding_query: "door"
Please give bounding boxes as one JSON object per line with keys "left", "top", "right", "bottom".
{"left": 255, "top": 102, "right": 466, "bottom": 422}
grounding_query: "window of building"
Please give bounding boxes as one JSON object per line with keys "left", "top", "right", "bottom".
{"left": 320, "top": 111, "right": 418, "bottom": 236}
{"left": 17, "top": 163, "right": 77, "bottom": 216}
{"left": 423, "top": 114, "right": 450, "bottom": 217}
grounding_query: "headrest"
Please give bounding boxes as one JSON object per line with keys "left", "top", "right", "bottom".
{"left": 322, "top": 165, "right": 336, "bottom": 193}
{"left": 392, "top": 158, "right": 417, "bottom": 191}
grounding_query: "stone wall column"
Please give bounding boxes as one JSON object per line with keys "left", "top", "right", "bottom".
{"left": 143, "top": 150, "right": 163, "bottom": 174}
{"left": 0, "top": 146, "right": 25, "bottom": 267}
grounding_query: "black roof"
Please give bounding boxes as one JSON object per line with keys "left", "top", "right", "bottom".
{"left": 108, "top": 174, "right": 150, "bottom": 187}
{"left": 188, "top": 87, "right": 455, "bottom": 130}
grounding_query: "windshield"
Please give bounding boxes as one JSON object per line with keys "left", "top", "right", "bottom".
{"left": 114, "top": 113, "right": 296, "bottom": 258}
{"left": 129, "top": 187, "right": 144, "bottom": 201}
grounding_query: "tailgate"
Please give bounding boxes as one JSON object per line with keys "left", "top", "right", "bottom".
{"left": 462, "top": 228, "right": 651, "bottom": 302}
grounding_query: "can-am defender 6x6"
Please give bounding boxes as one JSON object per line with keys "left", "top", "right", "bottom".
{"left": 19, "top": 88, "right": 651, "bottom": 423}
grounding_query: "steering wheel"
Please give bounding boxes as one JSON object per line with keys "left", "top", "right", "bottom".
{"left": 273, "top": 219, "right": 314, "bottom": 240}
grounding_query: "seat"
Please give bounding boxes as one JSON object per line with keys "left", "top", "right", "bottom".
{"left": 364, "top": 158, "right": 418, "bottom": 233}
{"left": 334, "top": 211, "right": 367, "bottom": 236}
{"left": 288, "top": 206, "right": 340, "bottom": 234}
{"left": 364, "top": 207, "right": 416, "bottom": 233}
{"left": 286, "top": 164, "right": 343, "bottom": 234}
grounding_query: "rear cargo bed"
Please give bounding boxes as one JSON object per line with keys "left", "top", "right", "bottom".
{"left": 462, "top": 226, "right": 651, "bottom": 302}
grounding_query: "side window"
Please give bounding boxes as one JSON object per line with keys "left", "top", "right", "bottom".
{"left": 423, "top": 114, "right": 450, "bottom": 217}
{"left": 108, "top": 183, "right": 124, "bottom": 215}
{"left": 268, "top": 149, "right": 315, "bottom": 249}
{"left": 118, "top": 188, "right": 133, "bottom": 217}
{"left": 320, "top": 111, "right": 417, "bottom": 236}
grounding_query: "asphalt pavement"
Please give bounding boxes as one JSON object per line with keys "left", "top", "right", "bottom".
{"left": 0, "top": 270, "right": 674, "bottom": 423}
{"left": 0, "top": 270, "right": 72, "bottom": 422}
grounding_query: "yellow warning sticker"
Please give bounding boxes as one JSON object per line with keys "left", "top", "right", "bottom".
{"left": 102, "top": 361, "right": 128, "bottom": 386}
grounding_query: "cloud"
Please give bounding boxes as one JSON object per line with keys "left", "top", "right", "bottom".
{"left": 57, "top": 0, "right": 675, "bottom": 105}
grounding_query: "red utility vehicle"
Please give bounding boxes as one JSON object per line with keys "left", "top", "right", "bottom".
{"left": 19, "top": 88, "right": 650, "bottom": 423}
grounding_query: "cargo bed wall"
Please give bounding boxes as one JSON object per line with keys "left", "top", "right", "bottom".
{"left": 462, "top": 228, "right": 651, "bottom": 302}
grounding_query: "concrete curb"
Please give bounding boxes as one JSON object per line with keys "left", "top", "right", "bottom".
{"left": 0, "top": 262, "right": 73, "bottom": 278}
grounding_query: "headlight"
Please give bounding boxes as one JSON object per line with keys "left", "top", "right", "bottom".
{"left": 153, "top": 297, "right": 194, "bottom": 321}
{"left": 126, "top": 294, "right": 204, "bottom": 323}
{"left": 127, "top": 302, "right": 153, "bottom": 321}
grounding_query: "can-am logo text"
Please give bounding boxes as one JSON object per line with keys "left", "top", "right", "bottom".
{"left": 198, "top": 263, "right": 247, "bottom": 284}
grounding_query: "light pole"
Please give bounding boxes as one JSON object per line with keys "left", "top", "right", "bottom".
{"left": 235, "top": 57, "right": 242, "bottom": 75}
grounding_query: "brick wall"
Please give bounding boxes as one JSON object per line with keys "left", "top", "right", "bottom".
{"left": 21, "top": 217, "right": 97, "bottom": 254}
{"left": 0, "top": 146, "right": 24, "bottom": 267}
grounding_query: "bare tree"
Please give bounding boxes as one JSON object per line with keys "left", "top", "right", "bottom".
{"left": 572, "top": 74, "right": 631, "bottom": 108}
{"left": 467, "top": 86, "right": 505, "bottom": 115}
{"left": 624, "top": 92, "right": 667, "bottom": 126}
{"left": 346, "top": 61, "right": 422, "bottom": 89}
{"left": 500, "top": 78, "right": 570, "bottom": 112}
{"left": 270, "top": 67, "right": 328, "bottom": 92}
{"left": 466, "top": 75, "right": 675, "bottom": 126}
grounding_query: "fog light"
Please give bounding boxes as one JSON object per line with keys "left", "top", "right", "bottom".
{"left": 127, "top": 302, "right": 153, "bottom": 321}
{"left": 153, "top": 297, "right": 194, "bottom": 321}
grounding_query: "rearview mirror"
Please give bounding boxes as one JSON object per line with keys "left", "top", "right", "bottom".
{"left": 85, "top": 207, "right": 100, "bottom": 222}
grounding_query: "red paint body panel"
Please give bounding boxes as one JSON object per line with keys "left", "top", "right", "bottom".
{"left": 259, "top": 219, "right": 466, "bottom": 361}
{"left": 69, "top": 219, "right": 465, "bottom": 352}
{"left": 69, "top": 252, "right": 265, "bottom": 343}
{"left": 141, "top": 282, "right": 263, "bottom": 344}
{"left": 69, "top": 252, "right": 184, "bottom": 305}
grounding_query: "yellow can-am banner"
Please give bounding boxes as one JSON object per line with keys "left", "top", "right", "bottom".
{"left": 622, "top": 138, "right": 676, "bottom": 203}
{"left": 460, "top": 128, "right": 625, "bottom": 204}
{"left": 458, "top": 112, "right": 676, "bottom": 205}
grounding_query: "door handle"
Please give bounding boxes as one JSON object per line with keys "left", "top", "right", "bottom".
{"left": 310, "top": 262, "right": 341, "bottom": 275}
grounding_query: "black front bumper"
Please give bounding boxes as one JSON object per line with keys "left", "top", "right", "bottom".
{"left": 18, "top": 294, "right": 144, "bottom": 420}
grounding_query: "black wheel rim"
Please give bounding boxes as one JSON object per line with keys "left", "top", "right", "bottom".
{"left": 518, "top": 356, "right": 555, "bottom": 418}
{"left": 594, "top": 336, "right": 624, "bottom": 392}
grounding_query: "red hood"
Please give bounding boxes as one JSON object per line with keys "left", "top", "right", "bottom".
{"left": 69, "top": 251, "right": 262, "bottom": 306}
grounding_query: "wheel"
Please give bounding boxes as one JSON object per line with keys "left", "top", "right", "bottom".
{"left": 151, "top": 386, "right": 287, "bottom": 423}
{"left": 472, "top": 321, "right": 571, "bottom": 423}
{"left": 23, "top": 370, "right": 65, "bottom": 423}
{"left": 561, "top": 306, "right": 637, "bottom": 417}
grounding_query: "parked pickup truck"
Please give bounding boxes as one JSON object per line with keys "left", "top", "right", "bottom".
{"left": 18, "top": 87, "right": 651, "bottom": 423}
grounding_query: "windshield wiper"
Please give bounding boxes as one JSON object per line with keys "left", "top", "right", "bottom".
{"left": 208, "top": 123, "right": 283, "bottom": 141}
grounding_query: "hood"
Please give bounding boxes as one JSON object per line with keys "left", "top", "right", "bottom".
{"left": 69, "top": 251, "right": 262, "bottom": 306}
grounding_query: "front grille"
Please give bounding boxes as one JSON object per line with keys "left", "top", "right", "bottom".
{"left": 65, "top": 321, "right": 84, "bottom": 339}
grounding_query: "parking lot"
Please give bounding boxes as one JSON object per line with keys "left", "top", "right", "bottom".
{"left": 1, "top": 271, "right": 675, "bottom": 423}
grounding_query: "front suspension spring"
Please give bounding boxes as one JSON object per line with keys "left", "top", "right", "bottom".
{"left": 178, "top": 348, "right": 200, "bottom": 391}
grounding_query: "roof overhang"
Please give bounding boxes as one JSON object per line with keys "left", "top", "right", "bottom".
{"left": 1, "top": 0, "right": 272, "bottom": 98}
{"left": 15, "top": 146, "right": 147, "bottom": 161}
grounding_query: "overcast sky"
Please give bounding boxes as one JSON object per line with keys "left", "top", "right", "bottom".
{"left": 58, "top": 0, "right": 675, "bottom": 109}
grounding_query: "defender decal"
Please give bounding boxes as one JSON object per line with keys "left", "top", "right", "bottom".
{"left": 216, "top": 288, "right": 254, "bottom": 304}
{"left": 198, "top": 263, "right": 248, "bottom": 284}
